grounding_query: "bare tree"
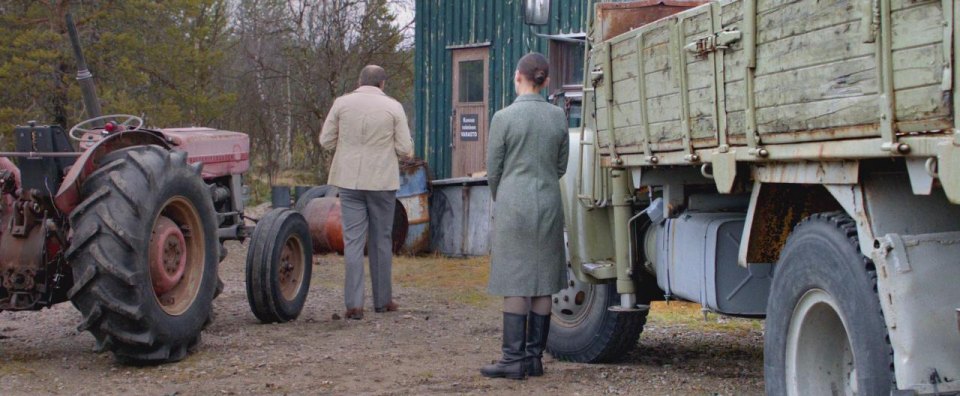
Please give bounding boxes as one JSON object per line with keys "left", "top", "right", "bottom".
{"left": 225, "top": 0, "right": 413, "bottom": 184}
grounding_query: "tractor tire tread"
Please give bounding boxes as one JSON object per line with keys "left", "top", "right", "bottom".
{"left": 69, "top": 145, "right": 217, "bottom": 364}
{"left": 245, "top": 208, "right": 283, "bottom": 322}
{"left": 245, "top": 208, "right": 312, "bottom": 323}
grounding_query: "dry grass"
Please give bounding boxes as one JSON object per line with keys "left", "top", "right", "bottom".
{"left": 393, "top": 254, "right": 495, "bottom": 307}
{"left": 311, "top": 253, "right": 496, "bottom": 308}
{"left": 647, "top": 301, "right": 763, "bottom": 333}
{"left": 314, "top": 253, "right": 762, "bottom": 332}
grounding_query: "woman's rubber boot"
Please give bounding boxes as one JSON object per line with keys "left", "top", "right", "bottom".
{"left": 480, "top": 312, "right": 527, "bottom": 380}
{"left": 525, "top": 312, "right": 550, "bottom": 377}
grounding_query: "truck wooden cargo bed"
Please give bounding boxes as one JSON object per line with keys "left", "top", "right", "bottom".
{"left": 590, "top": 0, "right": 958, "bottom": 181}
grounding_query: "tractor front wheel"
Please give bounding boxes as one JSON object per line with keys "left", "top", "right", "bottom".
{"left": 67, "top": 145, "right": 219, "bottom": 364}
{"left": 245, "top": 208, "right": 313, "bottom": 323}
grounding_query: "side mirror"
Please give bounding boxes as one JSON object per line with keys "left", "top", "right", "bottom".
{"left": 523, "top": 0, "right": 551, "bottom": 26}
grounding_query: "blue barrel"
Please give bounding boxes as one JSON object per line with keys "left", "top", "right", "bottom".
{"left": 271, "top": 186, "right": 291, "bottom": 208}
{"left": 293, "top": 185, "right": 312, "bottom": 202}
{"left": 397, "top": 159, "right": 430, "bottom": 254}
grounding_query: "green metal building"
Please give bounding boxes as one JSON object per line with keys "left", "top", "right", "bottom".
{"left": 414, "top": 0, "right": 595, "bottom": 179}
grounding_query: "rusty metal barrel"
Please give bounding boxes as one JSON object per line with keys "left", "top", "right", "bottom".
{"left": 301, "top": 197, "right": 408, "bottom": 255}
{"left": 302, "top": 197, "right": 342, "bottom": 253}
{"left": 397, "top": 159, "right": 431, "bottom": 254}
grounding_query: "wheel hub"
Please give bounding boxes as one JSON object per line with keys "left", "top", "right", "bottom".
{"left": 553, "top": 259, "right": 593, "bottom": 323}
{"left": 278, "top": 237, "right": 304, "bottom": 301}
{"left": 785, "top": 289, "right": 857, "bottom": 396}
{"left": 150, "top": 216, "right": 187, "bottom": 295}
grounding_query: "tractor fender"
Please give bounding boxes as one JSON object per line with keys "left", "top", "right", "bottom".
{"left": 55, "top": 130, "right": 170, "bottom": 214}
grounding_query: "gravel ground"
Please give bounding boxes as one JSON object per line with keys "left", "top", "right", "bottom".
{"left": 1, "top": 240, "right": 764, "bottom": 395}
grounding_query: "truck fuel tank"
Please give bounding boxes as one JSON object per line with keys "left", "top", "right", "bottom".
{"left": 651, "top": 212, "right": 772, "bottom": 317}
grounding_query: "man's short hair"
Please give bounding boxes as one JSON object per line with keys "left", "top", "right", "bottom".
{"left": 359, "top": 65, "right": 387, "bottom": 87}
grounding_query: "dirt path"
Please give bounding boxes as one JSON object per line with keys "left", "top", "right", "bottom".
{"left": 1, "top": 242, "right": 763, "bottom": 395}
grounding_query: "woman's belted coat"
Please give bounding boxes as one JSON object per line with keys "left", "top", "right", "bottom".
{"left": 486, "top": 93, "right": 569, "bottom": 296}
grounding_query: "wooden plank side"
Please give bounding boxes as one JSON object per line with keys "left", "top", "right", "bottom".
{"left": 643, "top": 23, "right": 674, "bottom": 47}
{"left": 891, "top": 1, "right": 944, "bottom": 50}
{"left": 755, "top": 20, "right": 875, "bottom": 76}
{"left": 688, "top": 86, "right": 717, "bottom": 140}
{"left": 756, "top": 0, "right": 933, "bottom": 14}
{"left": 642, "top": 19, "right": 685, "bottom": 146}
{"left": 683, "top": 8, "right": 712, "bottom": 37}
{"left": 720, "top": 0, "right": 746, "bottom": 141}
{"left": 756, "top": 0, "right": 858, "bottom": 45}
{"left": 739, "top": 48, "right": 944, "bottom": 138}
{"left": 611, "top": 37, "right": 638, "bottom": 83}
{"left": 612, "top": 78, "right": 639, "bottom": 106}
{"left": 685, "top": 58, "right": 715, "bottom": 91}
{"left": 726, "top": 80, "right": 746, "bottom": 112}
{"left": 755, "top": 95, "right": 878, "bottom": 134}
{"left": 646, "top": 93, "right": 683, "bottom": 124}
{"left": 895, "top": 84, "right": 951, "bottom": 121}
{"left": 641, "top": 42, "right": 673, "bottom": 75}
{"left": 722, "top": 37, "right": 747, "bottom": 84}
{"left": 727, "top": 110, "right": 747, "bottom": 138}
{"left": 612, "top": 126, "right": 643, "bottom": 147}
{"left": 720, "top": 0, "right": 743, "bottom": 26}
{"left": 649, "top": 119, "right": 684, "bottom": 145}
{"left": 748, "top": 0, "right": 878, "bottom": 141}
{"left": 641, "top": 23, "right": 675, "bottom": 73}
{"left": 612, "top": 101, "right": 643, "bottom": 129}
{"left": 892, "top": 43, "right": 944, "bottom": 91}
{"left": 744, "top": 0, "right": 946, "bottom": 140}
{"left": 644, "top": 69, "right": 681, "bottom": 100}
{"left": 595, "top": 121, "right": 643, "bottom": 148}
{"left": 887, "top": 1, "right": 948, "bottom": 128}
{"left": 755, "top": 55, "right": 879, "bottom": 109}
{"left": 677, "top": 7, "right": 718, "bottom": 148}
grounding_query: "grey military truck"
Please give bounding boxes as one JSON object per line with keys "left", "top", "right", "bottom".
{"left": 527, "top": 0, "right": 960, "bottom": 394}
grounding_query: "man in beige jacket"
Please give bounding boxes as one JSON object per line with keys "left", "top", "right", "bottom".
{"left": 319, "top": 65, "right": 413, "bottom": 320}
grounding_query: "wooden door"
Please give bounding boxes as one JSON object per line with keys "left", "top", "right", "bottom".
{"left": 451, "top": 47, "right": 489, "bottom": 178}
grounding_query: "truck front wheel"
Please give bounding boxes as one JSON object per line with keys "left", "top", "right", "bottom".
{"left": 764, "top": 212, "right": 894, "bottom": 394}
{"left": 547, "top": 265, "right": 647, "bottom": 363}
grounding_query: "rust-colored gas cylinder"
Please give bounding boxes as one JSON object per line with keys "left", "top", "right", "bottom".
{"left": 302, "top": 197, "right": 343, "bottom": 254}
{"left": 301, "top": 197, "right": 408, "bottom": 255}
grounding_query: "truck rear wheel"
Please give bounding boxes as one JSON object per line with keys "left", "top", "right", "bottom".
{"left": 245, "top": 208, "right": 312, "bottom": 323}
{"left": 765, "top": 212, "right": 894, "bottom": 395}
{"left": 67, "top": 146, "right": 219, "bottom": 364}
{"left": 547, "top": 265, "right": 647, "bottom": 363}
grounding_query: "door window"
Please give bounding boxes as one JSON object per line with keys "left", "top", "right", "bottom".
{"left": 458, "top": 60, "right": 484, "bottom": 103}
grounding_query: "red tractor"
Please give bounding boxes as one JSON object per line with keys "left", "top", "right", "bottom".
{"left": 0, "top": 14, "right": 312, "bottom": 364}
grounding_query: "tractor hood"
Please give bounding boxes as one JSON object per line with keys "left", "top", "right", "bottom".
{"left": 161, "top": 127, "right": 250, "bottom": 179}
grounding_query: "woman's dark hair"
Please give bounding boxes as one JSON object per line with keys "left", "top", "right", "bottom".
{"left": 517, "top": 52, "right": 549, "bottom": 87}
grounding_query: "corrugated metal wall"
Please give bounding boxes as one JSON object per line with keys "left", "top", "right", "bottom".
{"left": 414, "top": 0, "right": 595, "bottom": 179}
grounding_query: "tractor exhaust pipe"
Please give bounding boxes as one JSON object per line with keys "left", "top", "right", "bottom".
{"left": 65, "top": 12, "right": 103, "bottom": 124}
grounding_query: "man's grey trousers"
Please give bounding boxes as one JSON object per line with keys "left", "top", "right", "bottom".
{"left": 339, "top": 188, "right": 396, "bottom": 310}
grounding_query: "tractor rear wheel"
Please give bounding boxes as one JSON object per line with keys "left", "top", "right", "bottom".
{"left": 67, "top": 145, "right": 219, "bottom": 364}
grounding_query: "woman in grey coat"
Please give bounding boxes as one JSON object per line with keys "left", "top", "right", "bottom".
{"left": 480, "top": 53, "right": 569, "bottom": 380}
